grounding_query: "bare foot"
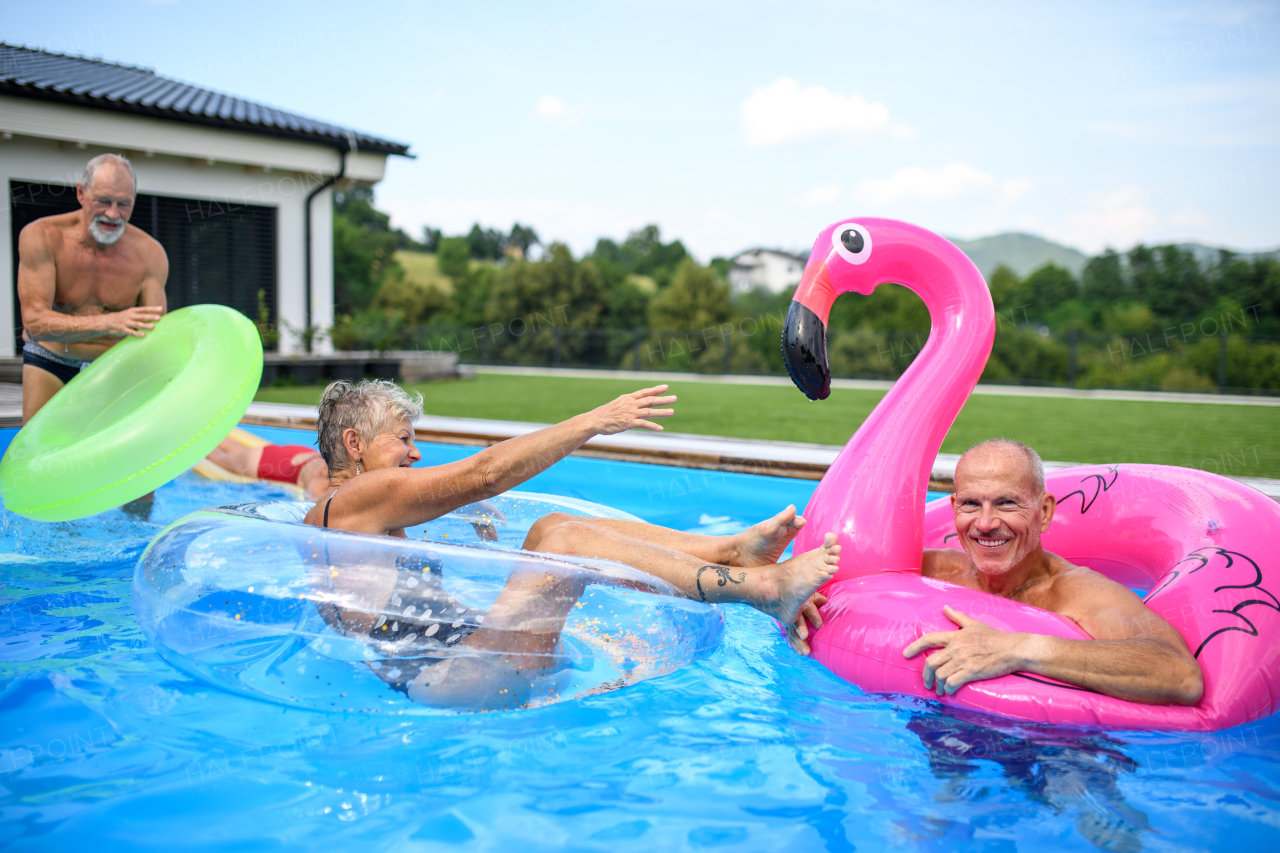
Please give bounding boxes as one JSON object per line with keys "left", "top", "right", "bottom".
{"left": 732, "top": 505, "right": 806, "bottom": 567}
{"left": 755, "top": 533, "right": 840, "bottom": 625}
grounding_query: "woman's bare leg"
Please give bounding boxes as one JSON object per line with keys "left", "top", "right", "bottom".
{"left": 523, "top": 506, "right": 807, "bottom": 568}
{"left": 407, "top": 525, "right": 840, "bottom": 709}
{"left": 534, "top": 521, "right": 839, "bottom": 625}
{"left": 407, "top": 564, "right": 587, "bottom": 709}
{"left": 206, "top": 438, "right": 264, "bottom": 478}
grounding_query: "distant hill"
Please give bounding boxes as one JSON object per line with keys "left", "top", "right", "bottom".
{"left": 947, "top": 233, "right": 1088, "bottom": 279}
{"left": 1172, "top": 243, "right": 1280, "bottom": 268}
{"left": 946, "top": 232, "right": 1280, "bottom": 281}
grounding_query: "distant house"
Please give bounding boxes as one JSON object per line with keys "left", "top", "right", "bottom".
{"left": 0, "top": 44, "right": 411, "bottom": 355}
{"left": 728, "top": 248, "right": 808, "bottom": 295}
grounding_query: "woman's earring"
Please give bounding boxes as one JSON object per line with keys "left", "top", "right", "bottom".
{"left": 356, "top": 462, "right": 362, "bottom": 475}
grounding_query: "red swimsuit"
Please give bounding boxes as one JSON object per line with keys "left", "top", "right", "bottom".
{"left": 257, "top": 444, "right": 322, "bottom": 485}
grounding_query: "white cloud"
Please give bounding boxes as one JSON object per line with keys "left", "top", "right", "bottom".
{"left": 1088, "top": 120, "right": 1147, "bottom": 141}
{"left": 1000, "top": 177, "right": 1031, "bottom": 203}
{"left": 740, "top": 77, "right": 911, "bottom": 148}
{"left": 856, "top": 161, "right": 995, "bottom": 205}
{"left": 795, "top": 183, "right": 842, "bottom": 206}
{"left": 1063, "top": 185, "right": 1160, "bottom": 251}
{"left": 1168, "top": 204, "right": 1211, "bottom": 229}
{"left": 535, "top": 95, "right": 569, "bottom": 118}
{"left": 534, "top": 95, "right": 588, "bottom": 127}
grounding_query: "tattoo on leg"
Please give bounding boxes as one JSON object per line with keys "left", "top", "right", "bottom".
{"left": 695, "top": 565, "right": 747, "bottom": 602}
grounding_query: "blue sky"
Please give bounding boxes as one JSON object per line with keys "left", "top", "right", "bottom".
{"left": 5, "top": 1, "right": 1277, "bottom": 259}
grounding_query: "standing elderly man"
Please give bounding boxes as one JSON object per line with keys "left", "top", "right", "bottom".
{"left": 901, "top": 438, "right": 1203, "bottom": 706}
{"left": 16, "top": 153, "right": 168, "bottom": 423}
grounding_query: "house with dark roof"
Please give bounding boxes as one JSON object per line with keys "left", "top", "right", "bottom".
{"left": 0, "top": 44, "right": 411, "bottom": 355}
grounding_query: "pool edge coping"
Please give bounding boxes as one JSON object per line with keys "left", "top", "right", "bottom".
{"left": 239, "top": 402, "right": 1280, "bottom": 500}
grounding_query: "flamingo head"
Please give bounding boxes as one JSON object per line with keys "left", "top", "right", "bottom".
{"left": 781, "top": 219, "right": 885, "bottom": 401}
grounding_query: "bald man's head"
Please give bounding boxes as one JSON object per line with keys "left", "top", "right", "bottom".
{"left": 956, "top": 438, "right": 1044, "bottom": 499}
{"left": 951, "top": 439, "right": 1055, "bottom": 576}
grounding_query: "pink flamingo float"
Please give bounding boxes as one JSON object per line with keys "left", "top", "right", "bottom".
{"left": 781, "top": 217, "right": 1280, "bottom": 731}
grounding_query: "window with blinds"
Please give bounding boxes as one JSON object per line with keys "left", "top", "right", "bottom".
{"left": 9, "top": 180, "right": 278, "bottom": 351}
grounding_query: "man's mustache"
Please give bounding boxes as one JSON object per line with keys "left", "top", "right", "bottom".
{"left": 93, "top": 215, "right": 124, "bottom": 226}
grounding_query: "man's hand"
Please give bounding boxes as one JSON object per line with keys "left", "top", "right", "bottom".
{"left": 786, "top": 591, "right": 827, "bottom": 655}
{"left": 102, "top": 306, "right": 164, "bottom": 338}
{"left": 902, "top": 605, "right": 1028, "bottom": 696}
{"left": 588, "top": 385, "right": 677, "bottom": 434}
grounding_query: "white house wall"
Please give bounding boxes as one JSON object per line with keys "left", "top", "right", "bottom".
{"left": 0, "top": 128, "right": 377, "bottom": 354}
{"left": 0, "top": 96, "right": 387, "bottom": 182}
{"left": 729, "top": 250, "right": 805, "bottom": 295}
{"left": 307, "top": 186, "right": 334, "bottom": 342}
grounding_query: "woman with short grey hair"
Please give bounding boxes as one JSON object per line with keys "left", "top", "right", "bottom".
{"left": 306, "top": 379, "right": 839, "bottom": 710}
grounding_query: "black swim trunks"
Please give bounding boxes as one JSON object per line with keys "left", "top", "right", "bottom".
{"left": 320, "top": 494, "right": 484, "bottom": 695}
{"left": 22, "top": 340, "right": 90, "bottom": 385}
{"left": 363, "top": 554, "right": 485, "bottom": 695}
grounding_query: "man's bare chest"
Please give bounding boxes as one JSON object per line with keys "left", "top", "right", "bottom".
{"left": 53, "top": 245, "right": 146, "bottom": 311}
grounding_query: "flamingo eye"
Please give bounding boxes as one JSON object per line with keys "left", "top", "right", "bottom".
{"left": 831, "top": 222, "right": 872, "bottom": 265}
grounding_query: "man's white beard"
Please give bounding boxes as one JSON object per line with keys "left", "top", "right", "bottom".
{"left": 89, "top": 215, "right": 125, "bottom": 245}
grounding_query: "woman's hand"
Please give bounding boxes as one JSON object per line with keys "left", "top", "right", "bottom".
{"left": 786, "top": 591, "right": 827, "bottom": 655}
{"left": 588, "top": 385, "right": 677, "bottom": 435}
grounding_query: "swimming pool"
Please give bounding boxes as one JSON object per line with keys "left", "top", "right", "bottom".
{"left": 1, "top": 424, "right": 1277, "bottom": 850}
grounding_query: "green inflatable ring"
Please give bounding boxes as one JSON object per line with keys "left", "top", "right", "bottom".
{"left": 0, "top": 305, "right": 263, "bottom": 521}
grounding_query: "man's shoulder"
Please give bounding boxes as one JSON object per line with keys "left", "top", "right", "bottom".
{"left": 18, "top": 212, "right": 76, "bottom": 248}
{"left": 1045, "top": 553, "right": 1140, "bottom": 606}
{"left": 922, "top": 548, "right": 973, "bottom": 581}
{"left": 125, "top": 224, "right": 167, "bottom": 264}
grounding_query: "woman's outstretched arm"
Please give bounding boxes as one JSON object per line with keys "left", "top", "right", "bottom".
{"left": 337, "top": 385, "right": 675, "bottom": 532}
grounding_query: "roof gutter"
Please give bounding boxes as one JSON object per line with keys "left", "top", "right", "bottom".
{"left": 304, "top": 132, "right": 357, "bottom": 344}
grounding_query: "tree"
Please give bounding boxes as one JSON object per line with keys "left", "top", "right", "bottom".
{"left": 828, "top": 282, "right": 929, "bottom": 332}
{"left": 1081, "top": 249, "right": 1125, "bottom": 303}
{"left": 603, "top": 277, "right": 652, "bottom": 329}
{"left": 372, "top": 275, "right": 450, "bottom": 327}
{"left": 649, "top": 259, "right": 730, "bottom": 330}
{"left": 624, "top": 225, "right": 689, "bottom": 287}
{"left": 508, "top": 223, "right": 540, "bottom": 255}
{"left": 485, "top": 243, "right": 609, "bottom": 364}
{"left": 467, "top": 224, "right": 507, "bottom": 260}
{"left": 332, "top": 187, "right": 408, "bottom": 314}
{"left": 437, "top": 237, "right": 471, "bottom": 279}
{"left": 1022, "top": 263, "right": 1079, "bottom": 321}
{"left": 1212, "top": 257, "right": 1280, "bottom": 337}
{"left": 987, "top": 265, "right": 1023, "bottom": 313}
{"left": 421, "top": 226, "right": 442, "bottom": 253}
{"left": 333, "top": 209, "right": 401, "bottom": 314}
{"left": 641, "top": 259, "right": 764, "bottom": 373}
{"left": 1149, "top": 245, "right": 1209, "bottom": 320}
{"left": 590, "top": 225, "right": 690, "bottom": 289}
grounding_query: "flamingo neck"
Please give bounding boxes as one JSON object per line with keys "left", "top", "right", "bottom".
{"left": 809, "top": 240, "right": 994, "bottom": 579}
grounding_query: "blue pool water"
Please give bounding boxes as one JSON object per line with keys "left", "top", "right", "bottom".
{"left": 1, "top": 425, "right": 1277, "bottom": 850}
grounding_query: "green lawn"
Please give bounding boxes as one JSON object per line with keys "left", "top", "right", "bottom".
{"left": 256, "top": 373, "right": 1280, "bottom": 478}
{"left": 393, "top": 250, "right": 452, "bottom": 294}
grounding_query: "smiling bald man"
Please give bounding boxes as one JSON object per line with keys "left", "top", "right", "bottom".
{"left": 902, "top": 438, "right": 1203, "bottom": 706}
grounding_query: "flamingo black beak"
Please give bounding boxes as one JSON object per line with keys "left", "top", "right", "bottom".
{"left": 782, "top": 300, "right": 830, "bottom": 401}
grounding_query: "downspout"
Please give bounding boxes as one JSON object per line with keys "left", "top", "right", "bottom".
{"left": 303, "top": 131, "right": 358, "bottom": 346}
